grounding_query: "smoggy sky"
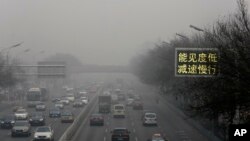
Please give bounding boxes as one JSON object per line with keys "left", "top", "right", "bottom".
{"left": 0, "top": 0, "right": 249, "bottom": 65}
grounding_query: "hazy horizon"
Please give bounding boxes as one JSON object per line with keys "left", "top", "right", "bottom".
{"left": 1, "top": 0, "right": 249, "bottom": 65}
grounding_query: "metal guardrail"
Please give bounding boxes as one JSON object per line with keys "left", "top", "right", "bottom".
{"left": 59, "top": 89, "right": 100, "bottom": 141}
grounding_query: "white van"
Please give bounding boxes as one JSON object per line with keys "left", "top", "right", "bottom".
{"left": 113, "top": 104, "right": 125, "bottom": 118}
{"left": 143, "top": 112, "right": 157, "bottom": 126}
{"left": 66, "top": 93, "right": 75, "bottom": 102}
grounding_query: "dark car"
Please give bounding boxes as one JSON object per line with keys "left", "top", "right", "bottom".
{"left": 61, "top": 111, "right": 74, "bottom": 123}
{"left": 90, "top": 114, "right": 104, "bottom": 126}
{"left": 132, "top": 100, "right": 143, "bottom": 110}
{"left": 11, "top": 120, "right": 31, "bottom": 137}
{"left": 51, "top": 98, "right": 61, "bottom": 103}
{"left": 111, "top": 128, "right": 130, "bottom": 141}
{"left": 49, "top": 108, "right": 61, "bottom": 118}
{"left": 0, "top": 115, "right": 15, "bottom": 129}
{"left": 29, "top": 112, "right": 45, "bottom": 126}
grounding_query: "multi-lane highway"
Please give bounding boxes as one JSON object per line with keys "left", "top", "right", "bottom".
{"left": 0, "top": 86, "right": 98, "bottom": 141}
{"left": 0, "top": 73, "right": 217, "bottom": 141}
{"left": 73, "top": 81, "right": 213, "bottom": 141}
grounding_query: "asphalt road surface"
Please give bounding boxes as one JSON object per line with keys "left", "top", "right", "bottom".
{"left": 73, "top": 81, "right": 213, "bottom": 141}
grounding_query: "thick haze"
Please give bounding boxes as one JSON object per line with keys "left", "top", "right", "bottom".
{"left": 0, "top": 0, "right": 249, "bottom": 65}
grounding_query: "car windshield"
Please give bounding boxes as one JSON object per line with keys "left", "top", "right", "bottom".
{"left": 145, "top": 113, "right": 156, "bottom": 118}
{"left": 37, "top": 127, "right": 50, "bottom": 132}
{"left": 16, "top": 109, "right": 26, "bottom": 113}
{"left": 92, "top": 114, "right": 102, "bottom": 117}
{"left": 50, "top": 109, "right": 60, "bottom": 112}
{"left": 15, "top": 121, "right": 28, "bottom": 126}
{"left": 113, "top": 129, "right": 128, "bottom": 134}
{"left": 31, "top": 113, "right": 42, "bottom": 117}
{"left": 114, "top": 106, "right": 124, "bottom": 110}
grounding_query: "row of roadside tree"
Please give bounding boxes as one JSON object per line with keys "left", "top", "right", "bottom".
{"left": 130, "top": 0, "right": 250, "bottom": 140}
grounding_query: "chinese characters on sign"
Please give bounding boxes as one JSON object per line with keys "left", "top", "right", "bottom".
{"left": 175, "top": 48, "right": 219, "bottom": 77}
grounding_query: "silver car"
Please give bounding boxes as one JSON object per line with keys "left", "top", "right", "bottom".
{"left": 33, "top": 126, "right": 54, "bottom": 141}
{"left": 11, "top": 120, "right": 31, "bottom": 137}
{"left": 14, "top": 108, "right": 29, "bottom": 120}
{"left": 36, "top": 102, "right": 46, "bottom": 111}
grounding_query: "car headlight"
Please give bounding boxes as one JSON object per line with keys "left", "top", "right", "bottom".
{"left": 23, "top": 128, "right": 29, "bottom": 132}
{"left": 11, "top": 121, "right": 15, "bottom": 124}
{"left": 1, "top": 121, "right": 4, "bottom": 124}
{"left": 29, "top": 119, "right": 33, "bottom": 121}
{"left": 34, "top": 135, "right": 38, "bottom": 138}
{"left": 39, "top": 118, "right": 44, "bottom": 121}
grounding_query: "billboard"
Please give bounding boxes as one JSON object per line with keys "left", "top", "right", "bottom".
{"left": 175, "top": 48, "right": 219, "bottom": 77}
{"left": 37, "top": 61, "right": 66, "bottom": 78}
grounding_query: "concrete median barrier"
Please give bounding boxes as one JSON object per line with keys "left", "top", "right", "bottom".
{"left": 59, "top": 88, "right": 101, "bottom": 141}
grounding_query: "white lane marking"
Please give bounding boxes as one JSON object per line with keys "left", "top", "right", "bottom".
{"left": 135, "top": 137, "right": 138, "bottom": 141}
{"left": 104, "top": 136, "right": 106, "bottom": 141}
{"left": 133, "top": 128, "right": 136, "bottom": 133}
{"left": 105, "top": 128, "right": 108, "bottom": 133}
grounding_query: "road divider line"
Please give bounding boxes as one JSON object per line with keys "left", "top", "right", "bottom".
{"left": 104, "top": 136, "right": 106, "bottom": 141}
{"left": 133, "top": 128, "right": 136, "bottom": 133}
{"left": 58, "top": 91, "right": 99, "bottom": 141}
{"left": 135, "top": 137, "right": 138, "bottom": 141}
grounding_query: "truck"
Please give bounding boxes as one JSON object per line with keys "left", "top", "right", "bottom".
{"left": 98, "top": 95, "right": 111, "bottom": 113}
{"left": 40, "top": 88, "right": 49, "bottom": 101}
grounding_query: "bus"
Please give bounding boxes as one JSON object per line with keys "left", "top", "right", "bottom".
{"left": 27, "top": 88, "right": 42, "bottom": 107}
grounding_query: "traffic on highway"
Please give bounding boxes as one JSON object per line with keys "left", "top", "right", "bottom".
{"left": 0, "top": 76, "right": 214, "bottom": 141}
{"left": 1, "top": 0, "right": 249, "bottom": 141}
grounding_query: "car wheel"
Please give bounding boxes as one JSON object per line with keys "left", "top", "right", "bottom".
{"left": 11, "top": 133, "right": 15, "bottom": 137}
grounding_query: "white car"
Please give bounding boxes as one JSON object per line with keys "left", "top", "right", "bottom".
{"left": 80, "top": 96, "right": 88, "bottom": 104}
{"left": 33, "top": 126, "right": 54, "bottom": 141}
{"left": 14, "top": 109, "right": 28, "bottom": 120}
{"left": 55, "top": 102, "right": 64, "bottom": 109}
{"left": 143, "top": 112, "right": 157, "bottom": 126}
{"left": 60, "top": 98, "right": 70, "bottom": 105}
{"left": 126, "top": 98, "right": 134, "bottom": 106}
{"left": 79, "top": 91, "right": 87, "bottom": 96}
{"left": 66, "top": 93, "right": 75, "bottom": 102}
{"left": 36, "top": 102, "right": 46, "bottom": 111}
{"left": 113, "top": 104, "right": 125, "bottom": 118}
{"left": 148, "top": 133, "right": 167, "bottom": 141}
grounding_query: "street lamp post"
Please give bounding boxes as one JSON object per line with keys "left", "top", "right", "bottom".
{"left": 176, "top": 33, "right": 189, "bottom": 40}
{"left": 0, "top": 42, "right": 23, "bottom": 102}
{"left": 189, "top": 25, "right": 204, "bottom": 32}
